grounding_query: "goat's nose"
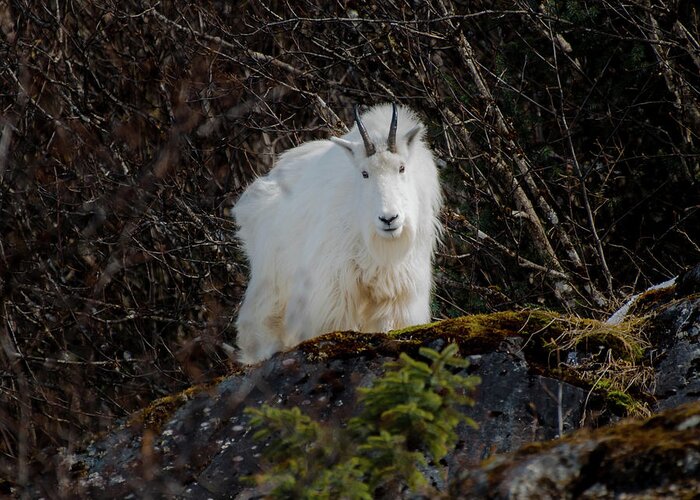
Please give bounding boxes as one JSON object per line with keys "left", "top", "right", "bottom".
{"left": 378, "top": 214, "right": 399, "bottom": 225}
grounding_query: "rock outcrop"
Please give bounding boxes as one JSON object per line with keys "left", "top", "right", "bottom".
{"left": 451, "top": 400, "right": 700, "bottom": 499}
{"left": 44, "top": 266, "right": 700, "bottom": 498}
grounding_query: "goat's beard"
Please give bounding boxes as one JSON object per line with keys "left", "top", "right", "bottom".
{"left": 366, "top": 223, "right": 414, "bottom": 266}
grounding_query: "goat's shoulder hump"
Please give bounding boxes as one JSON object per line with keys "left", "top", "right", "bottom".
{"left": 277, "top": 139, "right": 333, "bottom": 166}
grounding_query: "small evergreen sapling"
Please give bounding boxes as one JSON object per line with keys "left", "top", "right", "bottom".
{"left": 245, "top": 344, "right": 480, "bottom": 497}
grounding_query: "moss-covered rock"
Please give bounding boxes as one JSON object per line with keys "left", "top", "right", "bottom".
{"left": 44, "top": 308, "right": 658, "bottom": 498}
{"left": 29, "top": 277, "right": 700, "bottom": 498}
{"left": 452, "top": 401, "right": 700, "bottom": 499}
{"left": 305, "top": 309, "right": 654, "bottom": 417}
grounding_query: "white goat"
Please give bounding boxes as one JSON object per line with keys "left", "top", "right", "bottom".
{"left": 233, "top": 103, "right": 442, "bottom": 363}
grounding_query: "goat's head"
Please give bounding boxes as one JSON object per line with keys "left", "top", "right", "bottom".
{"left": 331, "top": 104, "right": 425, "bottom": 260}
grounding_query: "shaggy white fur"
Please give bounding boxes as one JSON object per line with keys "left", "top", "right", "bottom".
{"left": 233, "top": 104, "right": 442, "bottom": 363}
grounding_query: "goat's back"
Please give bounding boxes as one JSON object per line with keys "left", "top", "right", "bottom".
{"left": 232, "top": 139, "right": 338, "bottom": 252}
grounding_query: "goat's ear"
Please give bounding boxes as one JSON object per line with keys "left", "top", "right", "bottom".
{"left": 330, "top": 137, "right": 357, "bottom": 157}
{"left": 404, "top": 125, "right": 424, "bottom": 150}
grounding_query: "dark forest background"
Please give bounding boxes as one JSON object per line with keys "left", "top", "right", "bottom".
{"left": 0, "top": 0, "right": 698, "bottom": 489}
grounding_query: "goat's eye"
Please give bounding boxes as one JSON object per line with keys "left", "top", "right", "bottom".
{"left": 399, "top": 165, "right": 405, "bottom": 173}
{"left": 362, "top": 171, "right": 369, "bottom": 179}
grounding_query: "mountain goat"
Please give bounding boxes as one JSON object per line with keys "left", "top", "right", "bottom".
{"left": 233, "top": 103, "right": 442, "bottom": 364}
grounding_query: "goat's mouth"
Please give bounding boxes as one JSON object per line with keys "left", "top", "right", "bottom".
{"left": 376, "top": 225, "right": 403, "bottom": 239}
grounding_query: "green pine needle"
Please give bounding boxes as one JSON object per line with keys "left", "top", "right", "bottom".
{"left": 245, "top": 344, "right": 480, "bottom": 498}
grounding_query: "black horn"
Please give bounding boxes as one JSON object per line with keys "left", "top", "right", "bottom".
{"left": 354, "top": 105, "right": 376, "bottom": 157}
{"left": 387, "top": 102, "right": 398, "bottom": 153}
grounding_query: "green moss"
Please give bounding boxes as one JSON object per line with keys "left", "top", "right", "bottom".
{"left": 388, "top": 320, "right": 442, "bottom": 337}
{"left": 129, "top": 384, "right": 208, "bottom": 433}
{"left": 301, "top": 309, "right": 654, "bottom": 417}
{"left": 595, "top": 378, "right": 613, "bottom": 390}
{"left": 605, "top": 390, "right": 639, "bottom": 413}
{"left": 545, "top": 316, "right": 649, "bottom": 362}
{"left": 300, "top": 331, "right": 393, "bottom": 362}
{"left": 389, "top": 310, "right": 569, "bottom": 356}
{"left": 302, "top": 309, "right": 648, "bottom": 365}
{"left": 627, "top": 285, "right": 677, "bottom": 317}
{"left": 585, "top": 378, "right": 647, "bottom": 417}
{"left": 300, "top": 310, "right": 566, "bottom": 362}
